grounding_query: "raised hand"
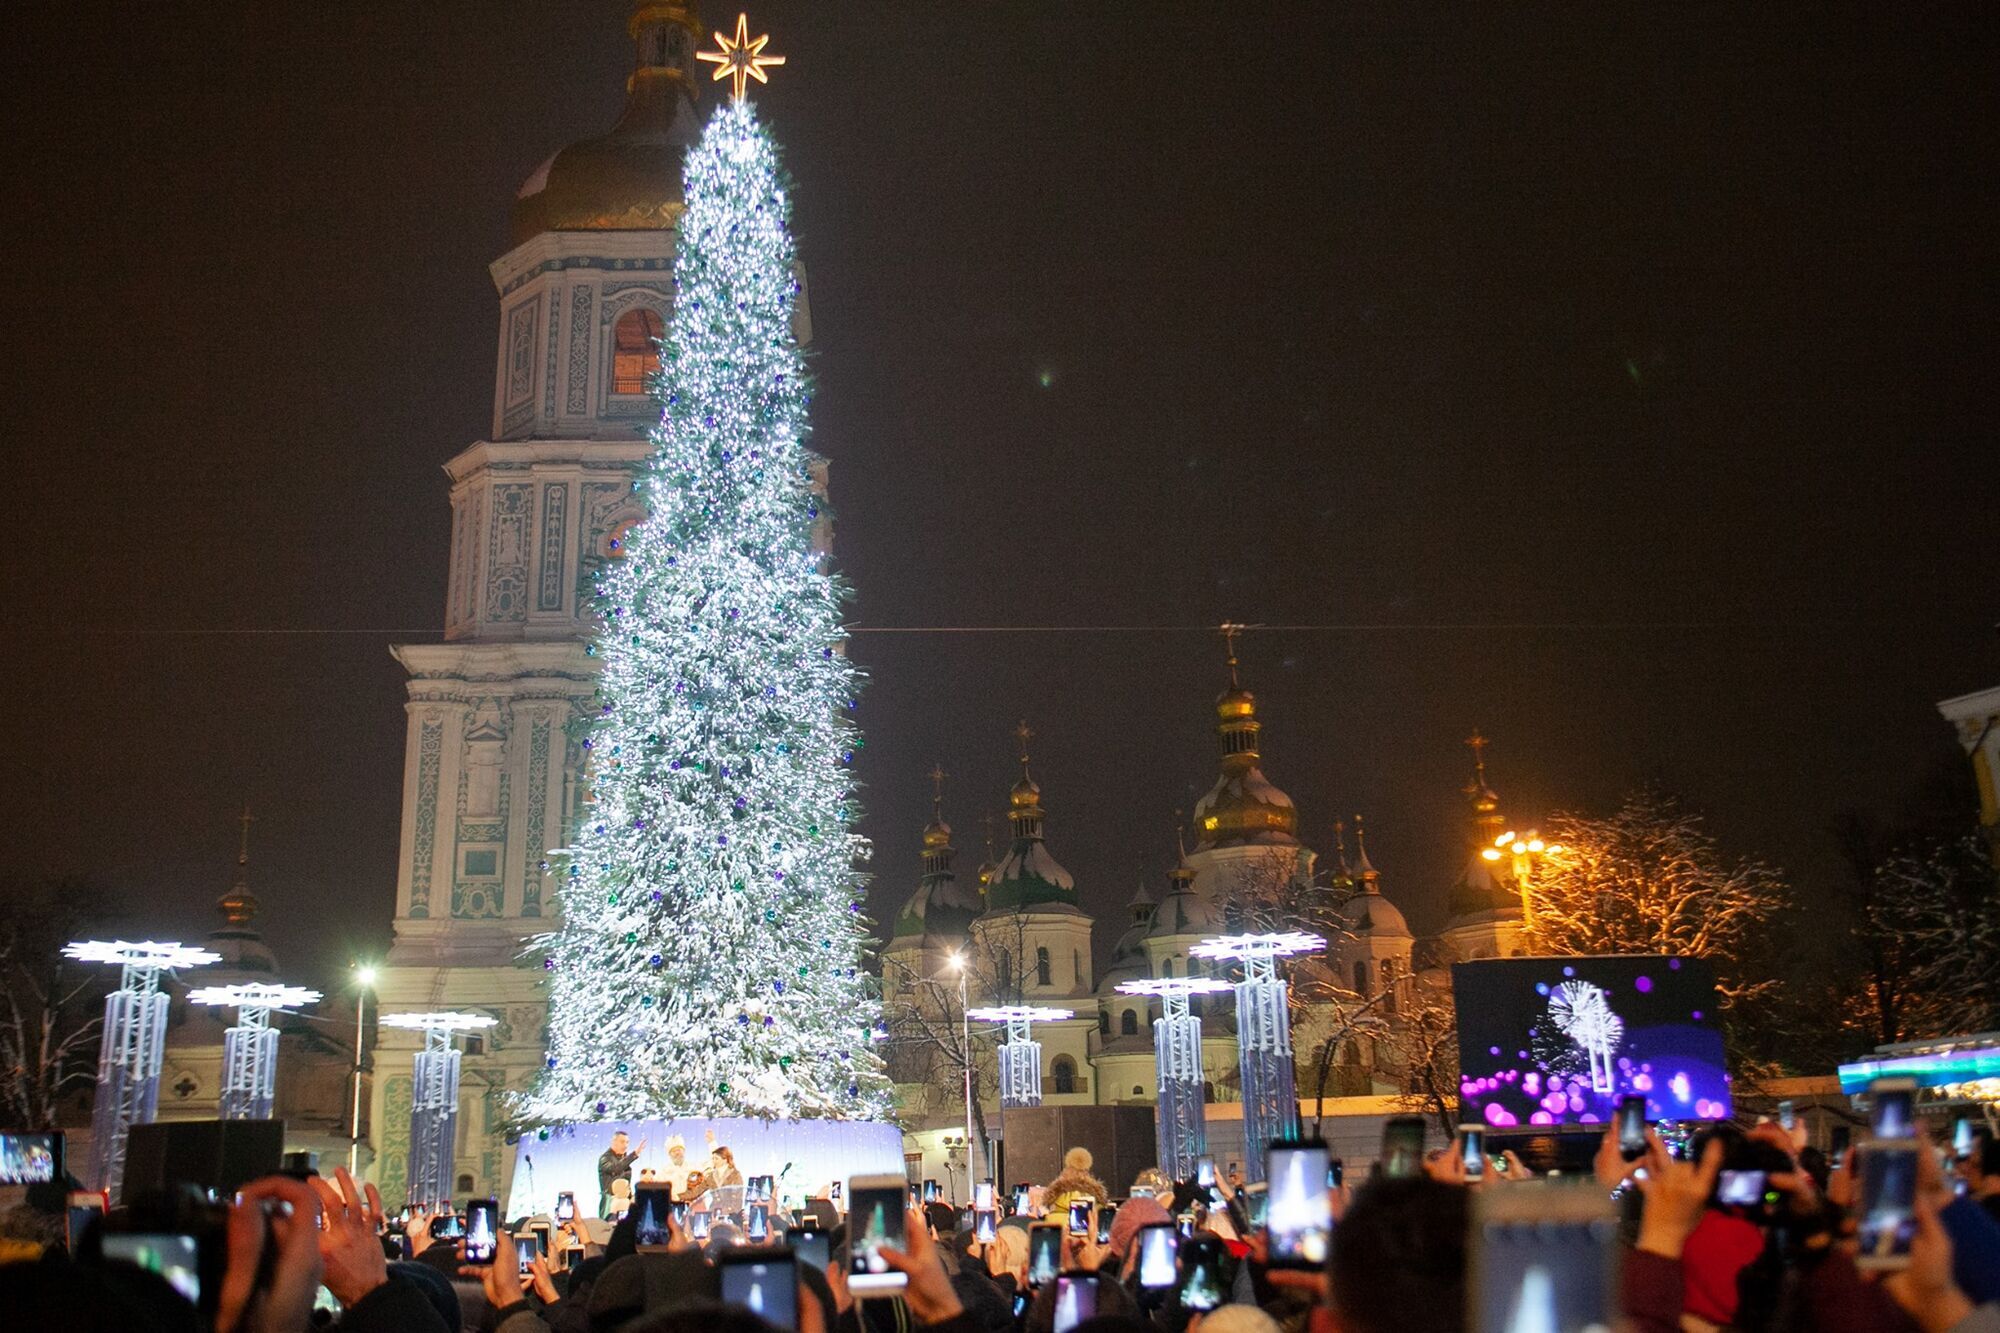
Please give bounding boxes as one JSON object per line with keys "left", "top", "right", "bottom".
{"left": 1635, "top": 1132, "right": 1724, "bottom": 1260}
{"left": 308, "top": 1167, "right": 390, "bottom": 1309}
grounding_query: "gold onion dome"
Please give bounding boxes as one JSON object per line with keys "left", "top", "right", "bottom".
{"left": 1193, "top": 636, "right": 1298, "bottom": 848}
{"left": 511, "top": 2, "right": 705, "bottom": 247}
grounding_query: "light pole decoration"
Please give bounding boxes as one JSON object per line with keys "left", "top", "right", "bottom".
{"left": 380, "top": 1011, "right": 497, "bottom": 1207}
{"left": 63, "top": 940, "right": 221, "bottom": 1198}
{"left": 1190, "top": 932, "right": 1324, "bottom": 1180}
{"left": 185, "top": 983, "right": 323, "bottom": 1120}
{"left": 966, "top": 1005, "right": 1074, "bottom": 1109}
{"left": 1116, "top": 977, "right": 1230, "bottom": 1181}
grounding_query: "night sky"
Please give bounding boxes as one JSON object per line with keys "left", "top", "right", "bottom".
{"left": 5, "top": 3, "right": 1995, "bottom": 991}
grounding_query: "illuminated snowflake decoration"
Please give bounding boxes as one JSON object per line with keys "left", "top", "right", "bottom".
{"left": 187, "top": 983, "right": 324, "bottom": 1011}
{"left": 63, "top": 940, "right": 223, "bottom": 969}
{"left": 1188, "top": 931, "right": 1326, "bottom": 962}
{"left": 380, "top": 1011, "right": 500, "bottom": 1033}
{"left": 1115, "top": 977, "right": 1233, "bottom": 998}
{"left": 965, "top": 1006, "right": 1076, "bottom": 1025}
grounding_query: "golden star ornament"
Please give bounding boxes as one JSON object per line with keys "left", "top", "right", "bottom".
{"left": 697, "top": 12, "right": 786, "bottom": 103}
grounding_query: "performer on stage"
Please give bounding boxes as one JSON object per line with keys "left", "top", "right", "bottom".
{"left": 660, "top": 1129, "right": 719, "bottom": 1199}
{"left": 597, "top": 1129, "right": 646, "bottom": 1217}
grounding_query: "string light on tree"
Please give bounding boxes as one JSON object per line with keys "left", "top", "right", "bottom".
{"left": 518, "top": 56, "right": 891, "bottom": 1125}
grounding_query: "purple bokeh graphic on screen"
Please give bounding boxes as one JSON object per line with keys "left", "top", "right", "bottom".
{"left": 1452, "top": 955, "right": 1731, "bottom": 1128}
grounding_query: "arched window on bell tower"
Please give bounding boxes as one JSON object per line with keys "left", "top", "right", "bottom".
{"left": 1035, "top": 947, "right": 1051, "bottom": 988}
{"left": 612, "top": 307, "right": 665, "bottom": 396}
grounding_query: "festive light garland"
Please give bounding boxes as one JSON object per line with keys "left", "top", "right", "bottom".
{"left": 518, "top": 98, "right": 892, "bottom": 1124}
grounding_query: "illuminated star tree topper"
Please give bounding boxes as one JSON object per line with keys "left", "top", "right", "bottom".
{"left": 698, "top": 12, "right": 785, "bottom": 103}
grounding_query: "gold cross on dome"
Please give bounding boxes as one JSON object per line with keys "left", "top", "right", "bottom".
{"left": 698, "top": 12, "right": 786, "bottom": 103}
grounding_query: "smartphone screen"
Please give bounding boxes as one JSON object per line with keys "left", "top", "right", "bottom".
{"left": 463, "top": 1198, "right": 499, "bottom": 1265}
{"left": 974, "top": 1209, "right": 997, "bottom": 1243}
{"left": 0, "top": 1131, "right": 63, "bottom": 1186}
{"left": 747, "top": 1203, "right": 771, "bottom": 1242}
{"left": 517, "top": 1238, "right": 536, "bottom": 1275}
{"left": 1382, "top": 1116, "right": 1426, "bottom": 1180}
{"left": 1266, "top": 1139, "right": 1333, "bottom": 1268}
{"left": 1178, "top": 1236, "right": 1227, "bottom": 1312}
{"left": 974, "top": 1179, "right": 994, "bottom": 1211}
{"left": 1953, "top": 1118, "right": 1975, "bottom": 1159}
{"left": 1013, "top": 1184, "right": 1032, "bottom": 1216}
{"left": 671, "top": 1201, "right": 691, "bottom": 1229}
{"left": 1195, "top": 1155, "right": 1216, "bottom": 1188}
{"left": 66, "top": 1192, "right": 105, "bottom": 1252}
{"left": 1870, "top": 1079, "right": 1916, "bottom": 1139}
{"left": 789, "top": 1227, "right": 830, "bottom": 1271}
{"left": 1243, "top": 1187, "right": 1267, "bottom": 1229}
{"left": 633, "top": 1185, "right": 673, "bottom": 1250}
{"left": 430, "top": 1212, "right": 464, "bottom": 1240}
{"left": 1330, "top": 1158, "right": 1344, "bottom": 1190}
{"left": 1137, "top": 1224, "right": 1179, "bottom": 1289}
{"left": 1856, "top": 1144, "right": 1919, "bottom": 1269}
{"left": 922, "top": 1179, "right": 941, "bottom": 1203}
{"left": 720, "top": 1250, "right": 799, "bottom": 1327}
{"left": 1459, "top": 1127, "right": 1486, "bottom": 1181}
{"left": 101, "top": 1233, "right": 202, "bottom": 1304}
{"left": 1716, "top": 1171, "right": 1767, "bottom": 1207}
{"left": 1096, "top": 1204, "right": 1117, "bottom": 1244}
{"left": 1617, "top": 1095, "right": 1648, "bottom": 1160}
{"left": 555, "top": 1192, "right": 576, "bottom": 1223}
{"left": 1777, "top": 1100, "right": 1796, "bottom": 1132}
{"left": 847, "top": 1177, "right": 909, "bottom": 1293}
{"left": 1067, "top": 1200, "right": 1091, "bottom": 1236}
{"left": 691, "top": 1210, "right": 712, "bottom": 1241}
{"left": 1053, "top": 1274, "right": 1097, "bottom": 1333}
{"left": 1026, "top": 1224, "right": 1062, "bottom": 1286}
{"left": 1470, "top": 1192, "right": 1618, "bottom": 1333}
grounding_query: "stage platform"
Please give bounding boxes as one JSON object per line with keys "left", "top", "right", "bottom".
{"left": 504, "top": 1117, "right": 904, "bottom": 1220}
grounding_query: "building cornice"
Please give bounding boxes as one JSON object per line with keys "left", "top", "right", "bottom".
{"left": 443, "top": 439, "right": 653, "bottom": 485}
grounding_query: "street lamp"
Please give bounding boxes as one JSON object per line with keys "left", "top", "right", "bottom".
{"left": 1481, "top": 830, "right": 1564, "bottom": 928}
{"left": 349, "top": 963, "right": 378, "bottom": 1177}
{"left": 945, "top": 950, "right": 980, "bottom": 1190}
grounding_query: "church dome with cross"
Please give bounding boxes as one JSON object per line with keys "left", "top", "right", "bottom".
{"left": 1191, "top": 633, "right": 1300, "bottom": 850}
{"left": 982, "top": 724, "right": 1081, "bottom": 913}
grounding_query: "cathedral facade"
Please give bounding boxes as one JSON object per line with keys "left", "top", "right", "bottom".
{"left": 880, "top": 650, "right": 1543, "bottom": 1154}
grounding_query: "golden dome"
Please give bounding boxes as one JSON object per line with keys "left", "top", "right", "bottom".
{"left": 218, "top": 886, "right": 259, "bottom": 928}
{"left": 1216, "top": 686, "right": 1256, "bottom": 721}
{"left": 922, "top": 817, "right": 952, "bottom": 851}
{"left": 510, "top": 4, "right": 704, "bottom": 247}
{"left": 1009, "top": 774, "right": 1042, "bottom": 811}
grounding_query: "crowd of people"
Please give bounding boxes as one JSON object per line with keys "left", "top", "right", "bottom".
{"left": 1, "top": 1125, "right": 1995, "bottom": 1332}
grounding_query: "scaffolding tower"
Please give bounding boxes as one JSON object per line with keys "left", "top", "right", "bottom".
{"left": 966, "top": 1005, "right": 1074, "bottom": 1108}
{"left": 63, "top": 940, "right": 221, "bottom": 1199}
{"left": 186, "top": 983, "right": 324, "bottom": 1120}
{"left": 380, "top": 1011, "right": 497, "bottom": 1207}
{"left": 1190, "top": 931, "right": 1324, "bottom": 1181}
{"left": 1117, "top": 977, "right": 1231, "bottom": 1181}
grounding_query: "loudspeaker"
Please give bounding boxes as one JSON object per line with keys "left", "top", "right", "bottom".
{"left": 1002, "top": 1105, "right": 1156, "bottom": 1193}
{"left": 123, "top": 1119, "right": 285, "bottom": 1198}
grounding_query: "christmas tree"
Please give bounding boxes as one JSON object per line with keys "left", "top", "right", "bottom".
{"left": 521, "top": 95, "right": 891, "bottom": 1124}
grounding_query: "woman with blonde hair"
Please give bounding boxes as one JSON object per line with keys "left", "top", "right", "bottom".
{"left": 985, "top": 1220, "right": 1030, "bottom": 1294}
{"left": 1045, "top": 1146, "right": 1110, "bottom": 1210}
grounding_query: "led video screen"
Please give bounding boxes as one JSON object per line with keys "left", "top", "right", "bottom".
{"left": 1453, "top": 955, "right": 1730, "bottom": 1128}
